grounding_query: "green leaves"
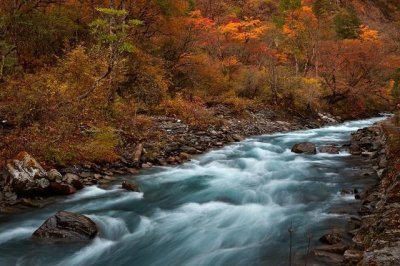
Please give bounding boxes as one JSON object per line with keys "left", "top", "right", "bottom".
{"left": 95, "top": 8, "right": 128, "bottom": 17}
{"left": 89, "top": 8, "right": 143, "bottom": 55}
{"left": 129, "top": 19, "right": 144, "bottom": 26}
{"left": 334, "top": 5, "right": 361, "bottom": 39}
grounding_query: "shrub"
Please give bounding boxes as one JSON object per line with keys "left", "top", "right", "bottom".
{"left": 162, "top": 96, "right": 221, "bottom": 129}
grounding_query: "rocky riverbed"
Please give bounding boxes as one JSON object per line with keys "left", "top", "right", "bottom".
{"left": 349, "top": 121, "right": 400, "bottom": 265}
{"left": 0, "top": 110, "right": 339, "bottom": 214}
{"left": 310, "top": 118, "right": 400, "bottom": 265}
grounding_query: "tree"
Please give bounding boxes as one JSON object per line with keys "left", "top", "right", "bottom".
{"left": 334, "top": 5, "right": 361, "bottom": 39}
{"left": 79, "top": 6, "right": 143, "bottom": 105}
{"left": 282, "top": 6, "right": 318, "bottom": 76}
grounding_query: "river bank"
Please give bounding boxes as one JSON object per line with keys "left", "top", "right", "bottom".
{"left": 0, "top": 108, "right": 339, "bottom": 214}
{"left": 347, "top": 118, "right": 400, "bottom": 265}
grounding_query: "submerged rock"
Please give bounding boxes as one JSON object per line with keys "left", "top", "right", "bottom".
{"left": 122, "top": 180, "right": 140, "bottom": 192}
{"left": 291, "top": 142, "right": 317, "bottom": 154}
{"left": 6, "top": 152, "right": 50, "bottom": 195}
{"left": 32, "top": 211, "right": 98, "bottom": 241}
{"left": 319, "top": 145, "right": 340, "bottom": 154}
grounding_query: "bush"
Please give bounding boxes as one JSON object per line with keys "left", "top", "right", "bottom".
{"left": 80, "top": 126, "right": 120, "bottom": 163}
{"left": 162, "top": 96, "right": 221, "bottom": 129}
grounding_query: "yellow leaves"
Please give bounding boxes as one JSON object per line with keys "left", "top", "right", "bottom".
{"left": 283, "top": 6, "right": 318, "bottom": 39}
{"left": 359, "top": 25, "right": 380, "bottom": 42}
{"left": 220, "top": 18, "right": 268, "bottom": 42}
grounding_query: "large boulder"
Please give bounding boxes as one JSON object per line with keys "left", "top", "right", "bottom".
{"left": 291, "top": 142, "right": 317, "bottom": 154}
{"left": 6, "top": 152, "right": 50, "bottom": 195}
{"left": 319, "top": 145, "right": 340, "bottom": 154}
{"left": 32, "top": 211, "right": 98, "bottom": 241}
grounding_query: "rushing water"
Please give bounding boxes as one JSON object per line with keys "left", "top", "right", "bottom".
{"left": 0, "top": 117, "right": 387, "bottom": 266}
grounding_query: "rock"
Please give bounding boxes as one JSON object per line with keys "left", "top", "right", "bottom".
{"left": 126, "top": 168, "right": 139, "bottom": 175}
{"left": 343, "top": 249, "right": 363, "bottom": 263}
{"left": 141, "top": 162, "right": 153, "bottom": 169}
{"left": 179, "top": 152, "right": 191, "bottom": 161}
{"left": 232, "top": 134, "right": 244, "bottom": 142}
{"left": 133, "top": 143, "right": 143, "bottom": 165}
{"left": 32, "top": 211, "right": 98, "bottom": 241}
{"left": 378, "top": 157, "right": 388, "bottom": 168}
{"left": 180, "top": 146, "right": 197, "bottom": 154}
{"left": 47, "top": 169, "right": 62, "bottom": 182}
{"left": 314, "top": 243, "right": 348, "bottom": 254}
{"left": 349, "top": 144, "right": 362, "bottom": 155}
{"left": 291, "top": 142, "right": 317, "bottom": 154}
{"left": 4, "top": 191, "right": 17, "bottom": 202}
{"left": 64, "top": 173, "right": 83, "bottom": 189}
{"left": 121, "top": 181, "right": 140, "bottom": 192}
{"left": 50, "top": 182, "right": 77, "bottom": 195}
{"left": 319, "top": 232, "right": 342, "bottom": 245}
{"left": 6, "top": 151, "right": 50, "bottom": 195}
{"left": 79, "top": 172, "right": 92, "bottom": 178}
{"left": 312, "top": 250, "right": 344, "bottom": 264}
{"left": 319, "top": 145, "right": 340, "bottom": 154}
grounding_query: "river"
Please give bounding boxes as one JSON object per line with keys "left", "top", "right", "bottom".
{"left": 0, "top": 117, "right": 386, "bottom": 266}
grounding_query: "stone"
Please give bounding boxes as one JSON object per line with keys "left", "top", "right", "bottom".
{"left": 314, "top": 243, "right": 348, "bottom": 254}
{"left": 47, "top": 169, "right": 62, "bottom": 182}
{"left": 64, "top": 173, "right": 83, "bottom": 189}
{"left": 126, "top": 168, "right": 139, "bottom": 175}
{"left": 32, "top": 211, "right": 98, "bottom": 241}
{"left": 179, "top": 152, "right": 191, "bottom": 161}
{"left": 64, "top": 173, "right": 79, "bottom": 184}
{"left": 232, "top": 134, "right": 244, "bottom": 142}
{"left": 319, "top": 145, "right": 340, "bottom": 154}
{"left": 50, "top": 182, "right": 77, "bottom": 195}
{"left": 142, "top": 163, "right": 153, "bottom": 169}
{"left": 378, "top": 157, "right": 388, "bottom": 168}
{"left": 133, "top": 143, "right": 143, "bottom": 165}
{"left": 319, "top": 232, "right": 342, "bottom": 245}
{"left": 343, "top": 249, "right": 363, "bottom": 263}
{"left": 312, "top": 250, "right": 344, "bottom": 264}
{"left": 349, "top": 144, "right": 362, "bottom": 155}
{"left": 79, "top": 172, "right": 92, "bottom": 178}
{"left": 291, "top": 142, "right": 317, "bottom": 154}
{"left": 121, "top": 181, "right": 140, "bottom": 192}
{"left": 180, "top": 146, "right": 197, "bottom": 154}
{"left": 6, "top": 151, "right": 50, "bottom": 195}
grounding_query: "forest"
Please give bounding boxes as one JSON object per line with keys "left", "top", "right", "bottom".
{"left": 1, "top": 0, "right": 400, "bottom": 165}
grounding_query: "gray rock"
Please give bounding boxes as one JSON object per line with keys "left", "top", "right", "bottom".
{"left": 378, "top": 157, "right": 388, "bottom": 168}
{"left": 32, "top": 211, "right": 98, "bottom": 241}
{"left": 47, "top": 169, "right": 62, "bottom": 182}
{"left": 343, "top": 249, "right": 363, "bottom": 263}
{"left": 6, "top": 152, "right": 50, "bottom": 195}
